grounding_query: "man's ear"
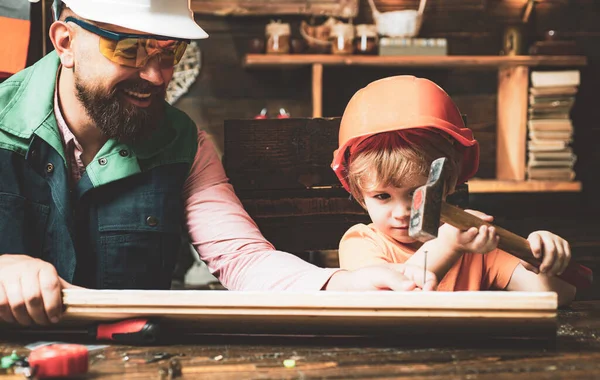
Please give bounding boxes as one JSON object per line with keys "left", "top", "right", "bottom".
{"left": 49, "top": 21, "right": 75, "bottom": 68}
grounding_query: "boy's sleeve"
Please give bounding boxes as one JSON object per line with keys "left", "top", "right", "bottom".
{"left": 338, "top": 225, "right": 392, "bottom": 270}
{"left": 482, "top": 249, "right": 522, "bottom": 290}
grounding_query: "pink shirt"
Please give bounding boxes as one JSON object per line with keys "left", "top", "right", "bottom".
{"left": 54, "top": 83, "right": 85, "bottom": 187}
{"left": 54, "top": 95, "right": 340, "bottom": 291}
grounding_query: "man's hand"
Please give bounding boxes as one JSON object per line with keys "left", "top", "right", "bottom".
{"left": 325, "top": 264, "right": 438, "bottom": 291}
{"left": 0, "top": 255, "right": 80, "bottom": 326}
{"left": 521, "top": 231, "right": 572, "bottom": 276}
{"left": 438, "top": 209, "right": 499, "bottom": 255}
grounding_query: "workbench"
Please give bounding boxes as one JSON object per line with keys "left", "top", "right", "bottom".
{"left": 1, "top": 301, "right": 599, "bottom": 379}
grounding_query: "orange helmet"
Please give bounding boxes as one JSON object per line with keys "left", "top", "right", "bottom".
{"left": 331, "top": 75, "right": 479, "bottom": 192}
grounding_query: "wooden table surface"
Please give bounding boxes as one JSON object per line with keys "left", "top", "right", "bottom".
{"left": 1, "top": 301, "right": 600, "bottom": 380}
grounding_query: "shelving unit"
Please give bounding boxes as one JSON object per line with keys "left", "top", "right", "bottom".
{"left": 244, "top": 54, "right": 587, "bottom": 193}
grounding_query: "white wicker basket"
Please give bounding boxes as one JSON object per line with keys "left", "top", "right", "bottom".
{"left": 367, "top": 0, "right": 427, "bottom": 38}
{"left": 166, "top": 41, "right": 201, "bottom": 105}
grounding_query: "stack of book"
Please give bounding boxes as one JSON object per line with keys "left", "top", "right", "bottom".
{"left": 527, "top": 70, "right": 580, "bottom": 181}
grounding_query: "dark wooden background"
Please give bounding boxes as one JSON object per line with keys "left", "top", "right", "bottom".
{"left": 23, "top": 0, "right": 600, "bottom": 299}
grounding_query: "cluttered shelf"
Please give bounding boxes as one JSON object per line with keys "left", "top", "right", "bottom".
{"left": 243, "top": 54, "right": 588, "bottom": 68}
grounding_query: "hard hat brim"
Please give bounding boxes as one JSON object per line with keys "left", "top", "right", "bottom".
{"left": 63, "top": 0, "right": 209, "bottom": 40}
{"left": 331, "top": 117, "right": 480, "bottom": 192}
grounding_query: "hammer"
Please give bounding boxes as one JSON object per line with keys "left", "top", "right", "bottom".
{"left": 409, "top": 157, "right": 593, "bottom": 290}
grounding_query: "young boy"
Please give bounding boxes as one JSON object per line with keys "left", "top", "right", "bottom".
{"left": 331, "top": 76, "right": 576, "bottom": 306}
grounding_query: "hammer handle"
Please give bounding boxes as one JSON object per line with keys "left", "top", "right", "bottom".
{"left": 440, "top": 203, "right": 593, "bottom": 289}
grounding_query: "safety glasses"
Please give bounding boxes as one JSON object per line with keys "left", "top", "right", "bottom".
{"left": 65, "top": 17, "right": 189, "bottom": 69}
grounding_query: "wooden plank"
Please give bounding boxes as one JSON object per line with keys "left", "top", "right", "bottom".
{"left": 244, "top": 54, "right": 588, "bottom": 68}
{"left": 8, "top": 290, "right": 555, "bottom": 337}
{"left": 469, "top": 180, "right": 582, "bottom": 193}
{"left": 61, "top": 290, "right": 558, "bottom": 309}
{"left": 496, "top": 66, "right": 528, "bottom": 181}
{"left": 241, "top": 197, "right": 365, "bottom": 217}
{"left": 238, "top": 197, "right": 366, "bottom": 253}
{"left": 312, "top": 63, "right": 323, "bottom": 118}
{"left": 190, "top": 0, "right": 358, "bottom": 17}
{"left": 250, "top": 214, "right": 369, "bottom": 253}
{"left": 223, "top": 118, "right": 341, "bottom": 191}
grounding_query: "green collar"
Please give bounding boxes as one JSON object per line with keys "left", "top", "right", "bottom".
{"left": 0, "top": 51, "right": 59, "bottom": 139}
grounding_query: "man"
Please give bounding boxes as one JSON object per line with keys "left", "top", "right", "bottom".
{"left": 0, "top": 0, "right": 436, "bottom": 326}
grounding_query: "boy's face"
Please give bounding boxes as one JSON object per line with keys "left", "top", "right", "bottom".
{"left": 362, "top": 175, "right": 427, "bottom": 245}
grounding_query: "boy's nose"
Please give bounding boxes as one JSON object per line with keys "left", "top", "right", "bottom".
{"left": 392, "top": 202, "right": 411, "bottom": 219}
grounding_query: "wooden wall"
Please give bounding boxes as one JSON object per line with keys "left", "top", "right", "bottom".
{"left": 22, "top": 0, "right": 600, "bottom": 299}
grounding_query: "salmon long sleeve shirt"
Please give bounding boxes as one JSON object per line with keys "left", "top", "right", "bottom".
{"left": 339, "top": 223, "right": 521, "bottom": 291}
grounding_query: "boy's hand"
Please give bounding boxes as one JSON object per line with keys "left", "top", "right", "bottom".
{"left": 438, "top": 209, "right": 499, "bottom": 255}
{"left": 392, "top": 263, "right": 438, "bottom": 291}
{"left": 326, "top": 264, "right": 438, "bottom": 292}
{"left": 523, "top": 231, "right": 571, "bottom": 276}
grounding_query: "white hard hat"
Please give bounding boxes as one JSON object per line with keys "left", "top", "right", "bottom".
{"left": 55, "top": 0, "right": 208, "bottom": 40}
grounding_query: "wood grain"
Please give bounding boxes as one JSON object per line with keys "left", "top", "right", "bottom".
{"left": 468, "top": 180, "right": 582, "bottom": 193}
{"left": 61, "top": 289, "right": 556, "bottom": 309}
{"left": 496, "top": 66, "right": 529, "bottom": 181}
{"left": 223, "top": 118, "right": 341, "bottom": 191}
{"left": 312, "top": 63, "right": 323, "bottom": 117}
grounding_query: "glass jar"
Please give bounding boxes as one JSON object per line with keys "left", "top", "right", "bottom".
{"left": 354, "top": 24, "right": 378, "bottom": 55}
{"left": 329, "top": 23, "right": 354, "bottom": 55}
{"left": 265, "top": 21, "right": 290, "bottom": 54}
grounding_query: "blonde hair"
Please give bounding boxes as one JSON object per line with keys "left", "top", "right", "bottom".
{"left": 346, "top": 129, "right": 462, "bottom": 207}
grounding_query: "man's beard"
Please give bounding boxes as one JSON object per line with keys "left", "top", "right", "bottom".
{"left": 75, "top": 76, "right": 166, "bottom": 143}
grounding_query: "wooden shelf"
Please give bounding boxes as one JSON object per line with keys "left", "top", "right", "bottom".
{"left": 244, "top": 54, "right": 588, "bottom": 68}
{"left": 469, "top": 180, "right": 582, "bottom": 193}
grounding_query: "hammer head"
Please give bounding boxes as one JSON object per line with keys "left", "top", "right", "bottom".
{"left": 409, "top": 157, "right": 449, "bottom": 242}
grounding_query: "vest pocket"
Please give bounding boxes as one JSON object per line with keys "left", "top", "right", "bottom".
{"left": 99, "top": 232, "right": 181, "bottom": 289}
{"left": 97, "top": 191, "right": 183, "bottom": 289}
{"left": 0, "top": 192, "right": 50, "bottom": 257}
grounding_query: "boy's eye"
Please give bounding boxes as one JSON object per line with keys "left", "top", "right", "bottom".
{"left": 374, "top": 193, "right": 390, "bottom": 200}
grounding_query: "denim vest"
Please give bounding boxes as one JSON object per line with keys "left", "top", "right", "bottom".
{"left": 0, "top": 52, "right": 198, "bottom": 289}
